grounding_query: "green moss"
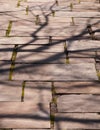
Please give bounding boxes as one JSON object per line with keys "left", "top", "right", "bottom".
{"left": 17, "top": 0, "right": 21, "bottom": 7}
{"left": 51, "top": 82, "right": 57, "bottom": 109}
{"left": 66, "top": 58, "right": 70, "bottom": 64}
{"left": 97, "top": 71, "right": 100, "bottom": 80}
{"left": 9, "top": 62, "right": 15, "bottom": 80}
{"left": 50, "top": 113, "right": 55, "bottom": 128}
{"left": 70, "top": 3, "right": 73, "bottom": 11}
{"left": 9, "top": 45, "right": 18, "bottom": 80}
{"left": 0, "top": 129, "right": 12, "bottom": 130}
{"left": 78, "top": 0, "right": 81, "bottom": 3}
{"left": 35, "top": 15, "right": 40, "bottom": 25}
{"left": 26, "top": 6, "right": 29, "bottom": 15}
{"left": 52, "top": 10, "right": 55, "bottom": 17}
{"left": 51, "top": 82, "right": 56, "bottom": 95}
{"left": 64, "top": 42, "right": 70, "bottom": 64}
{"left": 71, "top": 17, "right": 75, "bottom": 25}
{"left": 6, "top": 21, "right": 12, "bottom": 37}
{"left": 6, "top": 30, "right": 9, "bottom": 37}
{"left": 21, "top": 81, "right": 26, "bottom": 102}
{"left": 64, "top": 42, "right": 67, "bottom": 50}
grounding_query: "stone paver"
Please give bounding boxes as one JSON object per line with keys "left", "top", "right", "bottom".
{"left": 71, "top": 3, "right": 100, "bottom": 12}
{"left": 0, "top": 37, "right": 51, "bottom": 45}
{"left": 66, "top": 40, "right": 100, "bottom": 51}
{"left": 68, "top": 51, "right": 96, "bottom": 58}
{"left": 0, "top": 102, "right": 50, "bottom": 128}
{"left": 12, "top": 63, "right": 98, "bottom": 81}
{"left": 69, "top": 57, "right": 95, "bottom": 63}
{"left": 24, "top": 82, "right": 52, "bottom": 103}
{"left": 9, "top": 20, "right": 91, "bottom": 37}
{"left": 17, "top": 44, "right": 64, "bottom": 53}
{"left": 54, "top": 113, "right": 100, "bottom": 129}
{"left": 68, "top": 50, "right": 97, "bottom": 63}
{"left": 0, "top": 0, "right": 100, "bottom": 129}
{"left": 57, "top": 95, "right": 100, "bottom": 112}
{"left": 0, "top": 81, "right": 22, "bottom": 101}
{"left": 56, "top": 12, "right": 100, "bottom": 17}
{"left": 54, "top": 81, "right": 100, "bottom": 94}
{"left": 16, "top": 52, "right": 66, "bottom": 63}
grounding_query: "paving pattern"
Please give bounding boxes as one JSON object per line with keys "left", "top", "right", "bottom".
{"left": 0, "top": 0, "right": 100, "bottom": 130}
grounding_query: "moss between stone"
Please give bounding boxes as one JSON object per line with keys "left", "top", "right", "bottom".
{"left": 26, "top": 6, "right": 29, "bottom": 15}
{"left": 21, "top": 81, "right": 26, "bottom": 102}
{"left": 64, "top": 42, "right": 70, "bottom": 64}
{"left": 9, "top": 45, "right": 18, "bottom": 80}
{"left": 6, "top": 21, "right": 12, "bottom": 37}
{"left": 17, "top": 0, "right": 21, "bottom": 7}
{"left": 97, "top": 71, "right": 100, "bottom": 80}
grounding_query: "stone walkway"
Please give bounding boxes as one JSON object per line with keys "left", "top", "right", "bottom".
{"left": 0, "top": 0, "right": 100, "bottom": 129}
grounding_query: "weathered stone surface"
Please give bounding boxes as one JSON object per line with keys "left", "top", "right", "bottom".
{"left": 57, "top": 95, "right": 100, "bottom": 112}
{"left": 69, "top": 58, "right": 95, "bottom": 63}
{"left": 10, "top": 22, "right": 93, "bottom": 37}
{"left": 0, "top": 81, "right": 22, "bottom": 101}
{"left": 56, "top": 12, "right": 100, "bottom": 18}
{"left": 0, "top": 0, "right": 17, "bottom": 12}
{"left": 16, "top": 52, "right": 65, "bottom": 63}
{"left": 0, "top": 102, "right": 50, "bottom": 128}
{"left": 54, "top": 113, "right": 100, "bottom": 129}
{"left": 0, "top": 37, "right": 50, "bottom": 45}
{"left": 72, "top": 3, "right": 100, "bottom": 12}
{"left": 68, "top": 51, "right": 95, "bottom": 58}
{"left": 0, "top": 45, "right": 14, "bottom": 61}
{"left": 0, "top": 61, "right": 11, "bottom": 80}
{"left": 54, "top": 81, "right": 100, "bottom": 94}
{"left": 0, "top": 0, "right": 100, "bottom": 129}
{"left": 12, "top": 63, "right": 98, "bottom": 81}
{"left": 17, "top": 44, "right": 64, "bottom": 53}
{"left": 66, "top": 40, "right": 100, "bottom": 51}
{"left": 24, "top": 82, "right": 52, "bottom": 103}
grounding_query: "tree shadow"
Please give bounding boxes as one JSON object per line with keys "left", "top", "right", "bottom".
{"left": 0, "top": 0, "right": 100, "bottom": 129}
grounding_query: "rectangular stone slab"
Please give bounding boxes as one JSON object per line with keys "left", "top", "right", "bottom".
{"left": 47, "top": 17, "right": 99, "bottom": 25}
{"left": 57, "top": 95, "right": 100, "bottom": 112}
{"left": 10, "top": 23, "right": 89, "bottom": 37}
{"left": 24, "top": 82, "right": 52, "bottom": 103}
{"left": 0, "top": 45, "right": 14, "bottom": 61}
{"left": 71, "top": 3, "right": 100, "bottom": 12}
{"left": 68, "top": 51, "right": 95, "bottom": 58}
{"left": 12, "top": 63, "right": 98, "bottom": 81}
{"left": 52, "top": 5, "right": 99, "bottom": 12}
{"left": 66, "top": 40, "right": 100, "bottom": 51}
{"left": 56, "top": 12, "right": 100, "bottom": 18}
{"left": 0, "top": 102, "right": 50, "bottom": 128}
{"left": 33, "top": 26, "right": 89, "bottom": 37}
{"left": 54, "top": 113, "right": 100, "bottom": 129}
{"left": 0, "top": 37, "right": 51, "bottom": 45}
{"left": 0, "top": 81, "right": 22, "bottom": 101}
{"left": 16, "top": 52, "right": 66, "bottom": 63}
{"left": 73, "top": 18, "right": 100, "bottom": 26}
{"left": 69, "top": 58, "right": 95, "bottom": 63}
{"left": 11, "top": 26, "right": 76, "bottom": 37}
{"left": 17, "top": 44, "right": 64, "bottom": 53}
{"left": 54, "top": 81, "right": 100, "bottom": 94}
